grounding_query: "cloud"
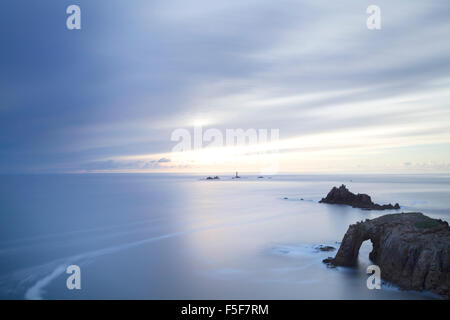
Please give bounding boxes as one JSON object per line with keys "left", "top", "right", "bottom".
{"left": 1, "top": 0, "right": 450, "bottom": 173}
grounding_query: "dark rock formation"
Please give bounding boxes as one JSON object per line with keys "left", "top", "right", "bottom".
{"left": 323, "top": 257, "right": 334, "bottom": 264}
{"left": 324, "top": 212, "right": 450, "bottom": 299}
{"left": 319, "top": 184, "right": 400, "bottom": 210}
{"left": 206, "top": 176, "right": 220, "bottom": 180}
{"left": 315, "top": 245, "right": 336, "bottom": 252}
{"left": 322, "top": 257, "right": 336, "bottom": 268}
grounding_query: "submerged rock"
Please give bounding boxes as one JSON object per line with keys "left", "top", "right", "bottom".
{"left": 323, "top": 257, "right": 334, "bottom": 264}
{"left": 322, "top": 257, "right": 336, "bottom": 268}
{"left": 315, "top": 245, "right": 336, "bottom": 252}
{"left": 324, "top": 212, "right": 450, "bottom": 299}
{"left": 319, "top": 184, "right": 400, "bottom": 210}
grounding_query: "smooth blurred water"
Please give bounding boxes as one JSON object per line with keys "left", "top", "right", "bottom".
{"left": 0, "top": 173, "right": 448, "bottom": 300}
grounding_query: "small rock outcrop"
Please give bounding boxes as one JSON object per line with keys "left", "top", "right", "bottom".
{"left": 206, "top": 176, "right": 220, "bottom": 180}
{"left": 319, "top": 185, "right": 400, "bottom": 210}
{"left": 324, "top": 212, "right": 450, "bottom": 299}
{"left": 315, "top": 245, "right": 336, "bottom": 252}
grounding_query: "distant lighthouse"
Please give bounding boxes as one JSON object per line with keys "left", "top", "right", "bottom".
{"left": 235, "top": 171, "right": 240, "bottom": 179}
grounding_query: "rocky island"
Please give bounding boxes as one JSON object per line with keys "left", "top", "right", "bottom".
{"left": 319, "top": 184, "right": 400, "bottom": 210}
{"left": 323, "top": 212, "right": 450, "bottom": 299}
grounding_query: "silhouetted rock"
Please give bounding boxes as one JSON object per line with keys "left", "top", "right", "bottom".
{"left": 324, "top": 212, "right": 450, "bottom": 299}
{"left": 322, "top": 257, "right": 336, "bottom": 268}
{"left": 319, "top": 184, "right": 400, "bottom": 210}
{"left": 323, "top": 257, "right": 334, "bottom": 264}
{"left": 315, "top": 245, "right": 336, "bottom": 252}
{"left": 206, "top": 176, "right": 220, "bottom": 180}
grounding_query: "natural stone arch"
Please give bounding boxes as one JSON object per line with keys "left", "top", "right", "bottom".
{"left": 324, "top": 213, "right": 450, "bottom": 299}
{"left": 332, "top": 221, "right": 380, "bottom": 266}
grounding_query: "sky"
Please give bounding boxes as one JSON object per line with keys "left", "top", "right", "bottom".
{"left": 1, "top": 0, "right": 450, "bottom": 174}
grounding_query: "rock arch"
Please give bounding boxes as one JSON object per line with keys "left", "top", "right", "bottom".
{"left": 331, "top": 221, "right": 380, "bottom": 266}
{"left": 324, "top": 213, "right": 450, "bottom": 299}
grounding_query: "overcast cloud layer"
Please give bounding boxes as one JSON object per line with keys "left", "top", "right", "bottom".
{"left": 1, "top": 0, "right": 450, "bottom": 173}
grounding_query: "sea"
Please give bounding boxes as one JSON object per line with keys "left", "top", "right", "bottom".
{"left": 0, "top": 173, "right": 449, "bottom": 300}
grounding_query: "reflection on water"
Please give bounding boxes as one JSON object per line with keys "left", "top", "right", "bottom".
{"left": 0, "top": 174, "right": 448, "bottom": 299}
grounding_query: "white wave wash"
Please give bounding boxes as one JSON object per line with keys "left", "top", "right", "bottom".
{"left": 24, "top": 265, "right": 68, "bottom": 300}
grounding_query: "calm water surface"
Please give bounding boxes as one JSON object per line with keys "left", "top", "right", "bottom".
{"left": 0, "top": 174, "right": 448, "bottom": 299}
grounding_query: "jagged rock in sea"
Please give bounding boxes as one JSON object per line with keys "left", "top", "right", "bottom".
{"left": 323, "top": 212, "right": 450, "bottom": 299}
{"left": 206, "top": 176, "right": 220, "bottom": 180}
{"left": 319, "top": 184, "right": 400, "bottom": 210}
